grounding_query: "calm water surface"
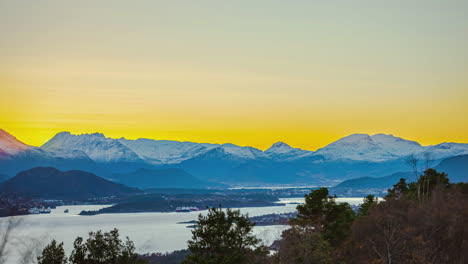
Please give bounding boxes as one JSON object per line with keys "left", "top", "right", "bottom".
{"left": 2, "top": 197, "right": 364, "bottom": 262}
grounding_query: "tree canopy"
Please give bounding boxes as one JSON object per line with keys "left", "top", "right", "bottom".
{"left": 295, "top": 187, "right": 355, "bottom": 245}
{"left": 183, "top": 207, "right": 268, "bottom": 264}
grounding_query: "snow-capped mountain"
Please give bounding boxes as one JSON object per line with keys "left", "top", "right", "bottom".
{"left": 0, "top": 129, "right": 32, "bottom": 156}
{"left": 118, "top": 138, "right": 218, "bottom": 164}
{"left": 217, "top": 143, "right": 267, "bottom": 159}
{"left": 421, "top": 143, "right": 468, "bottom": 161}
{"left": 38, "top": 131, "right": 468, "bottom": 164}
{"left": 42, "top": 132, "right": 142, "bottom": 163}
{"left": 42, "top": 132, "right": 266, "bottom": 164}
{"left": 2, "top": 128, "right": 468, "bottom": 185}
{"left": 265, "top": 142, "right": 312, "bottom": 160}
{"left": 312, "top": 134, "right": 425, "bottom": 162}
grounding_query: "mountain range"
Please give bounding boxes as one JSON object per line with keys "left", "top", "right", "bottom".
{"left": 1, "top": 129, "right": 467, "bottom": 187}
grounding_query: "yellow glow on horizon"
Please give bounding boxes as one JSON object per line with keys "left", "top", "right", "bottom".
{"left": 1, "top": 1, "right": 467, "bottom": 150}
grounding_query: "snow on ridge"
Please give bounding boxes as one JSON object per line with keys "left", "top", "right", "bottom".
{"left": 312, "top": 133, "right": 425, "bottom": 162}
{"left": 32, "top": 131, "right": 468, "bottom": 164}
{"left": 219, "top": 143, "right": 267, "bottom": 159}
{"left": 118, "top": 138, "right": 219, "bottom": 164}
{"left": 0, "top": 129, "right": 32, "bottom": 155}
{"left": 265, "top": 142, "right": 313, "bottom": 160}
{"left": 42, "top": 131, "right": 141, "bottom": 163}
{"left": 420, "top": 143, "right": 468, "bottom": 160}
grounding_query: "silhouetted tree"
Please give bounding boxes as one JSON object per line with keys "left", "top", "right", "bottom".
{"left": 294, "top": 188, "right": 355, "bottom": 245}
{"left": 341, "top": 175, "right": 468, "bottom": 264}
{"left": 37, "top": 240, "right": 67, "bottom": 264}
{"left": 357, "top": 195, "right": 378, "bottom": 217}
{"left": 183, "top": 207, "right": 268, "bottom": 264}
{"left": 68, "top": 228, "right": 144, "bottom": 264}
{"left": 405, "top": 154, "right": 422, "bottom": 201}
{"left": 385, "top": 178, "right": 409, "bottom": 200}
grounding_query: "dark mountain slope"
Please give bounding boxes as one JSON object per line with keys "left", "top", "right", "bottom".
{"left": 0, "top": 167, "right": 141, "bottom": 200}
{"left": 434, "top": 154, "right": 468, "bottom": 183}
{"left": 334, "top": 172, "right": 411, "bottom": 189}
{"left": 333, "top": 154, "right": 468, "bottom": 192}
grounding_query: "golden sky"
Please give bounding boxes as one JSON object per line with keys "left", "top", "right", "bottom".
{"left": 1, "top": 1, "right": 467, "bottom": 150}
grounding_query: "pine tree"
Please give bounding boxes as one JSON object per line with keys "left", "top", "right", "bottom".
{"left": 294, "top": 188, "right": 355, "bottom": 245}
{"left": 357, "top": 195, "right": 378, "bottom": 217}
{"left": 183, "top": 207, "right": 267, "bottom": 264}
{"left": 37, "top": 239, "right": 67, "bottom": 264}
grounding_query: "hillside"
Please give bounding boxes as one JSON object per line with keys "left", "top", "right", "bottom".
{"left": 334, "top": 172, "right": 411, "bottom": 190}
{"left": 434, "top": 154, "right": 468, "bottom": 182}
{"left": 0, "top": 167, "right": 142, "bottom": 200}
{"left": 0, "top": 174, "right": 8, "bottom": 183}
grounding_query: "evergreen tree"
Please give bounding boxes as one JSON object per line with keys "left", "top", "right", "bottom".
{"left": 276, "top": 226, "right": 333, "bottom": 264}
{"left": 357, "top": 195, "right": 378, "bottom": 217}
{"left": 294, "top": 188, "right": 355, "bottom": 245}
{"left": 183, "top": 207, "right": 267, "bottom": 264}
{"left": 385, "top": 178, "right": 409, "bottom": 200}
{"left": 69, "top": 228, "right": 144, "bottom": 264}
{"left": 37, "top": 239, "right": 67, "bottom": 264}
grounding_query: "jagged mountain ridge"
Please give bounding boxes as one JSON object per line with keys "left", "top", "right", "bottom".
{"left": 42, "top": 132, "right": 143, "bottom": 163}
{"left": 39, "top": 131, "right": 468, "bottom": 164}
{"left": 2, "top": 129, "right": 468, "bottom": 186}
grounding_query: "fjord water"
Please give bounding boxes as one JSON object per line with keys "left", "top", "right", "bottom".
{"left": 3, "top": 198, "right": 363, "bottom": 261}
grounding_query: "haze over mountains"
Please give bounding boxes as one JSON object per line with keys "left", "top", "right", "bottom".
{"left": 1, "top": 129, "right": 467, "bottom": 187}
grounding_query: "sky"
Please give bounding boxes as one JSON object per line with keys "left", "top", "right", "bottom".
{"left": 1, "top": 0, "right": 467, "bottom": 150}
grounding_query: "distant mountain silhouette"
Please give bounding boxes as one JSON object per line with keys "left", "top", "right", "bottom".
{"left": 0, "top": 174, "right": 8, "bottom": 183}
{"left": 334, "top": 172, "right": 411, "bottom": 190}
{"left": 334, "top": 154, "right": 468, "bottom": 191}
{"left": 0, "top": 167, "right": 141, "bottom": 200}
{"left": 110, "top": 168, "right": 224, "bottom": 189}
{"left": 434, "top": 154, "right": 468, "bottom": 183}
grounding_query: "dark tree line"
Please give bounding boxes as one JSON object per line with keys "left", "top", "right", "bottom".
{"left": 37, "top": 229, "right": 145, "bottom": 264}
{"left": 274, "top": 169, "right": 467, "bottom": 264}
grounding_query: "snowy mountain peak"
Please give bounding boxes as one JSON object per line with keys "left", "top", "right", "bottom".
{"left": 371, "top": 134, "right": 421, "bottom": 146}
{"left": 265, "top": 141, "right": 312, "bottom": 160}
{"left": 23, "top": 130, "right": 468, "bottom": 165}
{"left": 118, "top": 138, "right": 218, "bottom": 164}
{"left": 421, "top": 142, "right": 468, "bottom": 160}
{"left": 265, "top": 142, "right": 295, "bottom": 153}
{"left": 313, "top": 133, "right": 425, "bottom": 162}
{"left": 219, "top": 143, "right": 266, "bottom": 159}
{"left": 0, "top": 129, "right": 31, "bottom": 155}
{"left": 334, "top": 134, "right": 372, "bottom": 144}
{"left": 42, "top": 132, "right": 142, "bottom": 163}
